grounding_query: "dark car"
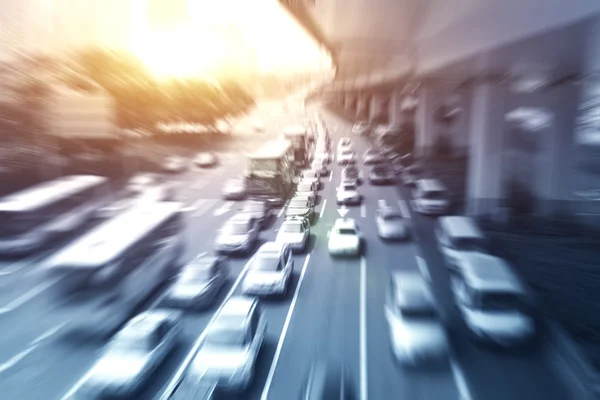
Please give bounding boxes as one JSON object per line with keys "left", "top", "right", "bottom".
{"left": 240, "top": 200, "right": 272, "bottom": 229}
{"left": 162, "top": 256, "right": 229, "bottom": 310}
{"left": 298, "top": 360, "right": 356, "bottom": 400}
{"left": 341, "top": 166, "right": 362, "bottom": 185}
{"left": 369, "top": 165, "right": 396, "bottom": 185}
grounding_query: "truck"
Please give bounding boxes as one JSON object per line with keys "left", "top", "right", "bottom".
{"left": 283, "top": 125, "right": 309, "bottom": 168}
{"left": 245, "top": 140, "right": 296, "bottom": 206}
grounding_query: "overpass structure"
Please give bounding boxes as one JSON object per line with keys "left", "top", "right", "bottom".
{"left": 281, "top": 0, "right": 600, "bottom": 218}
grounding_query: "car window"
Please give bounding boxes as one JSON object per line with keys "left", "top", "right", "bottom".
{"left": 338, "top": 228, "right": 356, "bottom": 235}
{"left": 223, "top": 222, "right": 248, "bottom": 235}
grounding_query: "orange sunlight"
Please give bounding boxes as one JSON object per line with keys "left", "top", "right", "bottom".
{"left": 129, "top": 0, "right": 329, "bottom": 79}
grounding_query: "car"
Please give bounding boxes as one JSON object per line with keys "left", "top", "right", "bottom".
{"left": 215, "top": 214, "right": 260, "bottom": 255}
{"left": 163, "top": 156, "right": 187, "bottom": 173}
{"left": 194, "top": 152, "right": 218, "bottom": 168}
{"left": 314, "top": 153, "right": 330, "bottom": 165}
{"left": 294, "top": 188, "right": 317, "bottom": 206}
{"left": 385, "top": 272, "right": 448, "bottom": 365}
{"left": 128, "top": 173, "right": 160, "bottom": 192}
{"left": 298, "top": 359, "right": 356, "bottom": 400}
{"left": 285, "top": 196, "right": 315, "bottom": 222}
{"left": 81, "top": 310, "right": 182, "bottom": 398}
{"left": 352, "top": 121, "right": 369, "bottom": 136}
{"left": 312, "top": 160, "right": 329, "bottom": 176}
{"left": 222, "top": 178, "right": 246, "bottom": 200}
{"left": 301, "top": 170, "right": 321, "bottom": 190}
{"left": 337, "top": 148, "right": 355, "bottom": 166}
{"left": 339, "top": 137, "right": 352, "bottom": 148}
{"left": 369, "top": 165, "right": 396, "bottom": 185}
{"left": 240, "top": 200, "right": 272, "bottom": 229}
{"left": 376, "top": 207, "right": 409, "bottom": 240}
{"left": 189, "top": 296, "right": 266, "bottom": 392}
{"left": 412, "top": 179, "right": 450, "bottom": 215}
{"left": 276, "top": 216, "right": 310, "bottom": 253}
{"left": 162, "top": 255, "right": 229, "bottom": 310}
{"left": 328, "top": 218, "right": 363, "bottom": 257}
{"left": 241, "top": 242, "right": 294, "bottom": 297}
{"left": 401, "top": 165, "right": 422, "bottom": 186}
{"left": 341, "top": 165, "right": 362, "bottom": 184}
{"left": 297, "top": 180, "right": 318, "bottom": 196}
{"left": 336, "top": 182, "right": 362, "bottom": 206}
{"left": 363, "top": 148, "right": 385, "bottom": 165}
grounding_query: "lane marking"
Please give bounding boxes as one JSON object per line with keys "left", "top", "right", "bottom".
{"left": 0, "top": 322, "right": 66, "bottom": 374}
{"left": 449, "top": 350, "right": 474, "bottom": 400}
{"left": 213, "top": 201, "right": 234, "bottom": 216}
{"left": 328, "top": 172, "right": 333, "bottom": 182}
{"left": 0, "top": 278, "right": 59, "bottom": 314}
{"left": 319, "top": 199, "right": 327, "bottom": 219}
{"left": 277, "top": 200, "right": 290, "bottom": 218}
{"left": 192, "top": 199, "right": 219, "bottom": 218}
{"left": 360, "top": 203, "right": 366, "bottom": 218}
{"left": 360, "top": 257, "right": 368, "bottom": 400}
{"left": 154, "top": 257, "right": 254, "bottom": 400}
{"left": 416, "top": 256, "right": 431, "bottom": 283}
{"left": 398, "top": 199, "right": 411, "bottom": 219}
{"left": 260, "top": 254, "right": 311, "bottom": 400}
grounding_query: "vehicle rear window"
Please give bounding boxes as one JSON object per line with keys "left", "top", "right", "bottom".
{"left": 455, "top": 237, "right": 487, "bottom": 252}
{"left": 476, "top": 292, "right": 525, "bottom": 312}
{"left": 423, "top": 190, "right": 445, "bottom": 200}
{"left": 338, "top": 228, "right": 356, "bottom": 235}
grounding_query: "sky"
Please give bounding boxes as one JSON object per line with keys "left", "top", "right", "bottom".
{"left": 0, "top": 0, "right": 331, "bottom": 78}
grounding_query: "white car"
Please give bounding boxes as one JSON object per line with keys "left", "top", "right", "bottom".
{"left": 190, "top": 297, "right": 266, "bottom": 392}
{"left": 163, "top": 156, "right": 187, "bottom": 173}
{"left": 337, "top": 149, "right": 355, "bottom": 166}
{"left": 336, "top": 182, "right": 362, "bottom": 206}
{"left": 376, "top": 207, "right": 409, "bottom": 240}
{"left": 241, "top": 242, "right": 294, "bottom": 297}
{"left": 81, "top": 310, "right": 182, "bottom": 398}
{"left": 385, "top": 272, "right": 447, "bottom": 365}
{"left": 276, "top": 217, "right": 310, "bottom": 253}
{"left": 328, "top": 218, "right": 363, "bottom": 257}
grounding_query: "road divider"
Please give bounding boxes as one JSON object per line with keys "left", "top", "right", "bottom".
{"left": 360, "top": 257, "right": 368, "bottom": 400}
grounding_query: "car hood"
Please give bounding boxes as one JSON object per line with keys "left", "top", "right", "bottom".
{"left": 171, "top": 281, "right": 212, "bottom": 298}
{"left": 193, "top": 347, "right": 249, "bottom": 373}
{"left": 388, "top": 316, "right": 447, "bottom": 353}
{"left": 89, "top": 354, "right": 147, "bottom": 384}
{"left": 329, "top": 235, "right": 359, "bottom": 247}
{"left": 277, "top": 232, "right": 305, "bottom": 244}
{"left": 245, "top": 270, "right": 284, "bottom": 285}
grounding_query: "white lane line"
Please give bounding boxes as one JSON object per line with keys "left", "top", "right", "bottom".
{"left": 328, "top": 172, "right": 333, "bottom": 182}
{"left": 360, "top": 203, "right": 366, "bottom": 218}
{"left": 277, "top": 200, "right": 290, "bottom": 218}
{"left": 398, "top": 199, "right": 412, "bottom": 219}
{"left": 192, "top": 199, "right": 219, "bottom": 218}
{"left": 359, "top": 257, "right": 368, "bottom": 400}
{"left": 154, "top": 257, "right": 254, "bottom": 400}
{"left": 260, "top": 254, "right": 311, "bottom": 400}
{"left": 449, "top": 350, "right": 474, "bottom": 400}
{"left": 0, "top": 322, "right": 66, "bottom": 374}
{"left": 213, "top": 201, "right": 234, "bottom": 216}
{"left": 0, "top": 278, "right": 59, "bottom": 314}
{"left": 319, "top": 199, "right": 327, "bottom": 219}
{"left": 416, "top": 256, "right": 431, "bottom": 283}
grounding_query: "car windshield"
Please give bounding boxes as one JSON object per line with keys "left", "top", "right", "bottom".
{"left": 204, "top": 324, "right": 246, "bottom": 347}
{"left": 253, "top": 254, "right": 280, "bottom": 271}
{"left": 476, "top": 292, "right": 525, "bottom": 312}
{"left": 456, "top": 238, "right": 487, "bottom": 252}
{"left": 289, "top": 200, "right": 307, "bottom": 208}
{"left": 344, "top": 169, "right": 358, "bottom": 177}
{"left": 223, "top": 223, "right": 248, "bottom": 235}
{"left": 282, "top": 223, "right": 303, "bottom": 233}
{"left": 383, "top": 213, "right": 403, "bottom": 221}
{"left": 399, "top": 306, "right": 437, "bottom": 320}
{"left": 338, "top": 228, "right": 356, "bottom": 235}
{"left": 423, "top": 190, "right": 444, "bottom": 199}
{"left": 342, "top": 185, "right": 356, "bottom": 191}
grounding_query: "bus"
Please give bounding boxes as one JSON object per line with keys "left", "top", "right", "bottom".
{"left": 0, "top": 175, "right": 111, "bottom": 255}
{"left": 283, "top": 126, "right": 309, "bottom": 168}
{"left": 46, "top": 201, "right": 186, "bottom": 337}
{"left": 245, "top": 140, "right": 295, "bottom": 206}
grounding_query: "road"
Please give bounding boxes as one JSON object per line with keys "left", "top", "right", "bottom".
{"left": 0, "top": 102, "right": 576, "bottom": 400}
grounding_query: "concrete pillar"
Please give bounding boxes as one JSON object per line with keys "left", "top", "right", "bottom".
{"left": 534, "top": 84, "right": 580, "bottom": 216}
{"left": 415, "top": 85, "right": 438, "bottom": 158}
{"left": 450, "top": 88, "right": 471, "bottom": 157}
{"left": 344, "top": 95, "right": 355, "bottom": 111}
{"left": 369, "top": 93, "right": 389, "bottom": 125}
{"left": 356, "top": 95, "right": 369, "bottom": 120}
{"left": 389, "top": 90, "right": 404, "bottom": 126}
{"left": 466, "top": 83, "right": 507, "bottom": 216}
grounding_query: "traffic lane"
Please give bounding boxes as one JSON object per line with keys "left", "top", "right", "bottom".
{"left": 360, "top": 201, "right": 459, "bottom": 400}
{"left": 400, "top": 187, "right": 572, "bottom": 400}
{"left": 0, "top": 198, "right": 244, "bottom": 400}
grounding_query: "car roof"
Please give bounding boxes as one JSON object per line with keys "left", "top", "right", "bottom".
{"left": 334, "top": 218, "right": 357, "bottom": 229}
{"left": 438, "top": 216, "right": 484, "bottom": 239}
{"left": 417, "top": 179, "right": 446, "bottom": 192}
{"left": 460, "top": 254, "right": 525, "bottom": 293}
{"left": 258, "top": 241, "right": 285, "bottom": 254}
{"left": 391, "top": 272, "right": 434, "bottom": 310}
{"left": 283, "top": 216, "right": 306, "bottom": 225}
{"left": 219, "top": 296, "right": 256, "bottom": 319}
{"left": 124, "top": 310, "right": 176, "bottom": 333}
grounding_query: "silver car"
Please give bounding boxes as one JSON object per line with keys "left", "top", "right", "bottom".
{"left": 81, "top": 310, "right": 182, "bottom": 397}
{"left": 163, "top": 256, "right": 229, "bottom": 310}
{"left": 376, "top": 207, "right": 409, "bottom": 240}
{"left": 190, "top": 297, "right": 266, "bottom": 392}
{"left": 385, "top": 272, "right": 448, "bottom": 365}
{"left": 276, "top": 217, "right": 310, "bottom": 253}
{"left": 241, "top": 242, "right": 294, "bottom": 297}
{"left": 215, "top": 215, "right": 260, "bottom": 255}
{"left": 336, "top": 182, "right": 362, "bottom": 206}
{"left": 328, "top": 218, "right": 363, "bottom": 257}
